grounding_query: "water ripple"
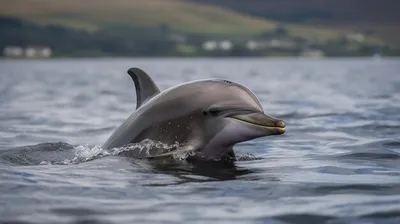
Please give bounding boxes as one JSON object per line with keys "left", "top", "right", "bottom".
{"left": 1, "top": 58, "right": 400, "bottom": 223}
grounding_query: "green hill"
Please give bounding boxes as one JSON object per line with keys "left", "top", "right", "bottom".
{"left": 2, "top": 0, "right": 396, "bottom": 57}
{"left": 0, "top": 0, "right": 353, "bottom": 42}
{"left": 190, "top": 0, "right": 400, "bottom": 44}
{"left": 0, "top": 0, "right": 275, "bottom": 33}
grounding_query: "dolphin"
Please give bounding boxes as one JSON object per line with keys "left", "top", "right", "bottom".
{"left": 103, "top": 68, "right": 286, "bottom": 161}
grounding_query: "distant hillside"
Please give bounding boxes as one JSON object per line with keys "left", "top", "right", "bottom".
{"left": 190, "top": 0, "right": 400, "bottom": 43}
{"left": 0, "top": 0, "right": 275, "bottom": 34}
{"left": 0, "top": 0, "right": 353, "bottom": 42}
{"left": 1, "top": 0, "right": 397, "bottom": 58}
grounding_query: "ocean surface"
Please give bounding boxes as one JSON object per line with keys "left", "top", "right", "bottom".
{"left": 0, "top": 58, "right": 399, "bottom": 224}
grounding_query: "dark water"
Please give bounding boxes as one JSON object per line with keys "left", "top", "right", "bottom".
{"left": 0, "top": 58, "right": 399, "bottom": 224}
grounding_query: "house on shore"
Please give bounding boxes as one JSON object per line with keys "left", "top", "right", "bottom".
{"left": 25, "top": 46, "right": 52, "bottom": 58}
{"left": 3, "top": 46, "right": 24, "bottom": 57}
{"left": 2, "top": 46, "right": 52, "bottom": 58}
{"left": 202, "top": 40, "right": 233, "bottom": 51}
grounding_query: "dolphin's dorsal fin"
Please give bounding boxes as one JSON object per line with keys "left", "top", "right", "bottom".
{"left": 127, "top": 68, "right": 160, "bottom": 109}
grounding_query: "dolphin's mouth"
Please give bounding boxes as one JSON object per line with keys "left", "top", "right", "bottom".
{"left": 230, "top": 112, "right": 286, "bottom": 134}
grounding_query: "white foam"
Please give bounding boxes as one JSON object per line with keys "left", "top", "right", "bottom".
{"left": 38, "top": 139, "right": 260, "bottom": 165}
{"left": 39, "top": 139, "right": 183, "bottom": 165}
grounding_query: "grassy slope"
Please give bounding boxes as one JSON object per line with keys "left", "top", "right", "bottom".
{"left": 190, "top": 0, "right": 400, "bottom": 23}
{"left": 190, "top": 0, "right": 400, "bottom": 44}
{"left": 0, "top": 0, "right": 276, "bottom": 33}
{"left": 0, "top": 0, "right": 352, "bottom": 42}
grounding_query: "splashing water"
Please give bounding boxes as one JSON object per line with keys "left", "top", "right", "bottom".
{"left": 39, "top": 139, "right": 183, "bottom": 165}
{"left": 34, "top": 139, "right": 258, "bottom": 165}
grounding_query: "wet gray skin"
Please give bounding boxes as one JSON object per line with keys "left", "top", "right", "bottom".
{"left": 103, "top": 68, "right": 286, "bottom": 161}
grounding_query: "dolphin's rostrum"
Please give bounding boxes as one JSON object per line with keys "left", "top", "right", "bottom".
{"left": 103, "top": 68, "right": 285, "bottom": 161}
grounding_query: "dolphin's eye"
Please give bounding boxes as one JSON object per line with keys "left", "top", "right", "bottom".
{"left": 203, "top": 109, "right": 220, "bottom": 117}
{"left": 209, "top": 109, "right": 220, "bottom": 116}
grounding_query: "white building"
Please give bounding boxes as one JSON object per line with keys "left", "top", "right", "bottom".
{"left": 202, "top": 40, "right": 218, "bottom": 51}
{"left": 25, "top": 46, "right": 52, "bottom": 58}
{"left": 3, "top": 46, "right": 24, "bottom": 57}
{"left": 219, "top": 40, "right": 233, "bottom": 51}
{"left": 246, "top": 40, "right": 258, "bottom": 50}
{"left": 202, "top": 40, "right": 233, "bottom": 51}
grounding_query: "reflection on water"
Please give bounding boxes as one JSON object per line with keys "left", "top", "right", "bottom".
{"left": 0, "top": 58, "right": 400, "bottom": 223}
{"left": 143, "top": 159, "right": 262, "bottom": 184}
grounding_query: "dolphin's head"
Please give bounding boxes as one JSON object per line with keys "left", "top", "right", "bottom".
{"left": 188, "top": 79, "right": 286, "bottom": 159}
